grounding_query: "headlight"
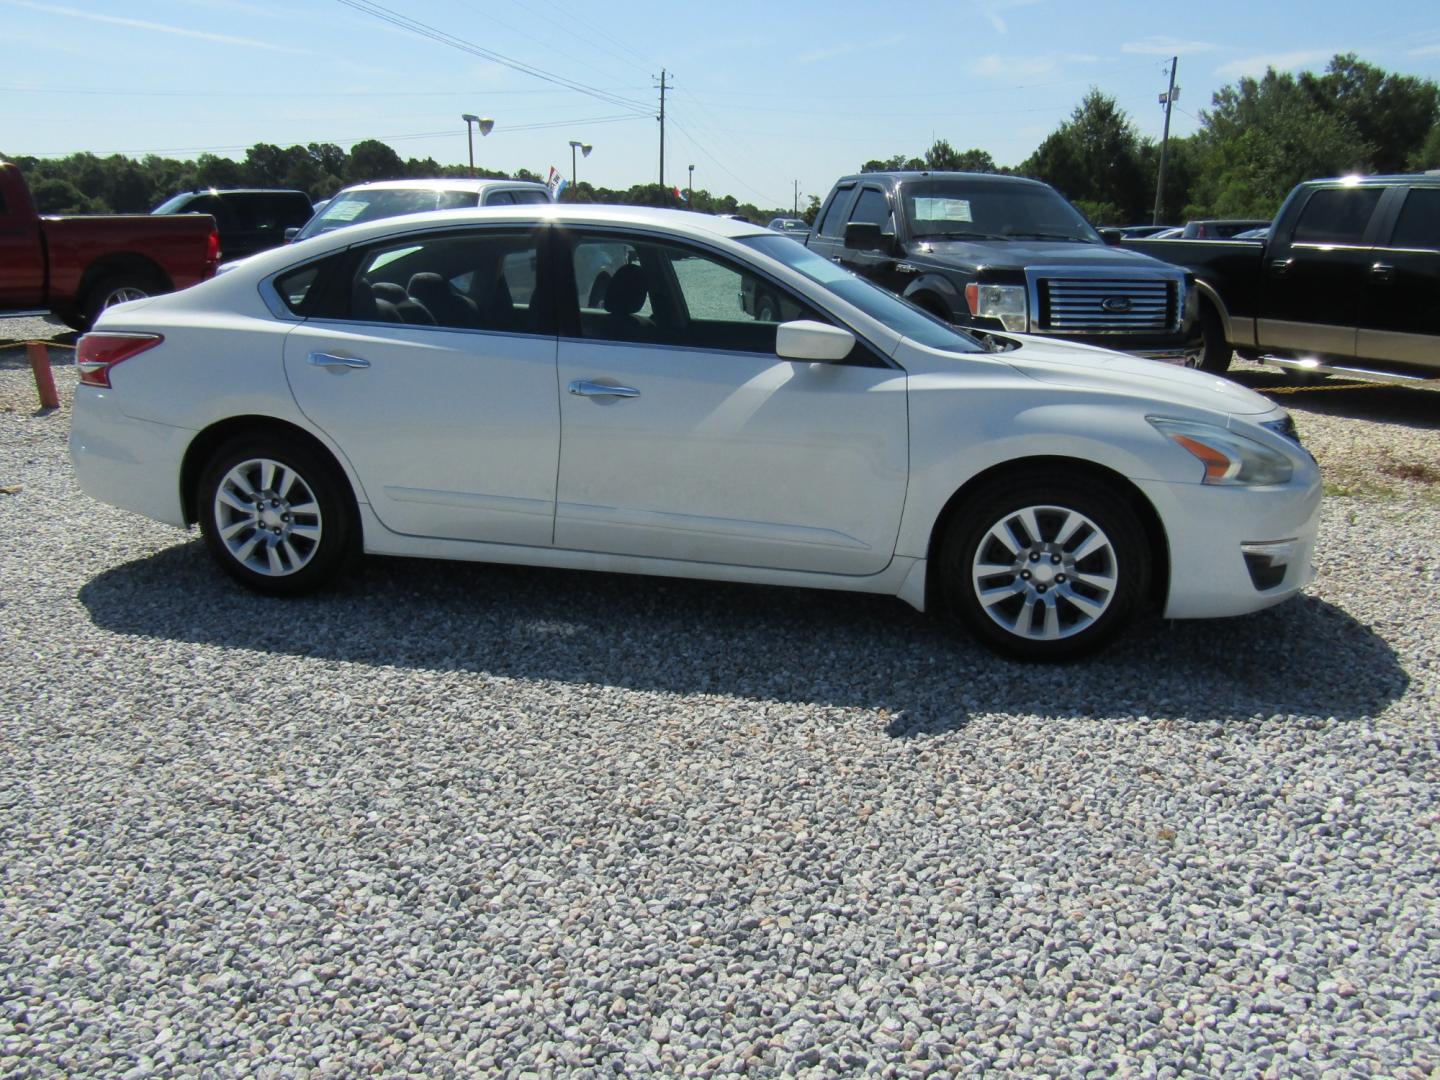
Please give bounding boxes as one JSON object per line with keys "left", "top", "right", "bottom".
{"left": 964, "top": 282, "right": 1027, "bottom": 332}
{"left": 1147, "top": 417, "right": 1294, "bottom": 486}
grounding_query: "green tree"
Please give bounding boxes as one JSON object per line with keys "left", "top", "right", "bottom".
{"left": 1020, "top": 90, "right": 1150, "bottom": 222}
{"left": 1301, "top": 55, "right": 1438, "bottom": 174}
{"left": 346, "top": 139, "right": 404, "bottom": 182}
{"left": 1413, "top": 123, "right": 1440, "bottom": 170}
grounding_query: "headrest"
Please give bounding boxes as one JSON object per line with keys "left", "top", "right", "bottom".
{"left": 406, "top": 272, "right": 450, "bottom": 304}
{"left": 371, "top": 281, "right": 408, "bottom": 305}
{"left": 603, "top": 263, "right": 648, "bottom": 316}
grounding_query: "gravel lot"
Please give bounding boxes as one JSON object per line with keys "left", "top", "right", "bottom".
{"left": 2, "top": 315, "right": 1438, "bottom": 1077}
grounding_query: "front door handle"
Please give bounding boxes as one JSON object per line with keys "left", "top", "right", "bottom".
{"left": 308, "top": 351, "right": 371, "bottom": 369}
{"left": 568, "top": 379, "right": 640, "bottom": 399}
{"left": 1269, "top": 258, "right": 1293, "bottom": 276}
{"left": 1370, "top": 262, "right": 1395, "bottom": 282}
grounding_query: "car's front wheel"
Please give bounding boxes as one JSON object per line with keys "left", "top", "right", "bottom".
{"left": 939, "top": 477, "right": 1150, "bottom": 660}
{"left": 197, "top": 434, "right": 355, "bottom": 595}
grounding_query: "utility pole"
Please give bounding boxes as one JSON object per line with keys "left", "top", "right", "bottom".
{"left": 655, "top": 68, "right": 672, "bottom": 187}
{"left": 1153, "top": 57, "right": 1178, "bottom": 226}
{"left": 793, "top": 180, "right": 799, "bottom": 215}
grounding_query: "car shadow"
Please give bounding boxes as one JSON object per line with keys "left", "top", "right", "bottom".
{"left": 1227, "top": 368, "right": 1440, "bottom": 431}
{"left": 78, "top": 542, "right": 1410, "bottom": 737}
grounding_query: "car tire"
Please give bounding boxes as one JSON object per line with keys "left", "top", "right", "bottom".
{"left": 938, "top": 476, "right": 1150, "bottom": 661}
{"left": 1191, "top": 304, "right": 1232, "bottom": 374}
{"left": 81, "top": 272, "right": 165, "bottom": 331}
{"left": 197, "top": 434, "right": 356, "bottom": 595}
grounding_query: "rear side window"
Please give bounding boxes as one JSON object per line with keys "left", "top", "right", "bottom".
{"left": 484, "top": 191, "right": 515, "bottom": 206}
{"left": 275, "top": 262, "right": 324, "bottom": 314}
{"left": 511, "top": 190, "right": 551, "bottom": 205}
{"left": 815, "top": 186, "right": 854, "bottom": 238}
{"left": 343, "top": 229, "right": 545, "bottom": 334}
{"left": 1387, "top": 188, "right": 1440, "bottom": 250}
{"left": 1291, "top": 188, "right": 1384, "bottom": 245}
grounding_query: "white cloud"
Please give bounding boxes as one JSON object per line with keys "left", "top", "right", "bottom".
{"left": 968, "top": 54, "right": 1060, "bottom": 80}
{"left": 798, "top": 35, "right": 903, "bottom": 65}
{"left": 971, "top": 0, "right": 1043, "bottom": 35}
{"left": 1215, "top": 50, "right": 1333, "bottom": 78}
{"left": 1409, "top": 43, "right": 1440, "bottom": 56}
{"left": 1122, "top": 37, "right": 1219, "bottom": 56}
{"left": 5, "top": 0, "right": 309, "bottom": 53}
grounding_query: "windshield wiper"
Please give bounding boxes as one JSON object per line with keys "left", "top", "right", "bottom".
{"left": 1005, "top": 232, "right": 1091, "bottom": 242}
{"left": 913, "top": 230, "right": 1011, "bottom": 242}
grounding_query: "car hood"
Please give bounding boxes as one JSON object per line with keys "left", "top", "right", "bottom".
{"left": 910, "top": 238, "right": 1168, "bottom": 273}
{"left": 995, "top": 334, "right": 1275, "bottom": 415}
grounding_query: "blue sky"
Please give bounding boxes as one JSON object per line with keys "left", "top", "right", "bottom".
{"left": 4, "top": 0, "right": 1440, "bottom": 209}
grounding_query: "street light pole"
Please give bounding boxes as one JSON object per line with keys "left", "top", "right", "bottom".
{"left": 461, "top": 114, "right": 494, "bottom": 178}
{"left": 688, "top": 164, "right": 694, "bottom": 204}
{"left": 568, "top": 140, "right": 592, "bottom": 192}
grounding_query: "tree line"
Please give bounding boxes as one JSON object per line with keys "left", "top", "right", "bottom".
{"left": 5, "top": 54, "right": 1437, "bottom": 227}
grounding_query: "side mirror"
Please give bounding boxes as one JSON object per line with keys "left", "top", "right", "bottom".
{"left": 776, "top": 320, "right": 856, "bottom": 362}
{"left": 283, "top": 227, "right": 301, "bottom": 243}
{"left": 844, "top": 222, "right": 893, "bottom": 253}
{"left": 1099, "top": 228, "right": 1123, "bottom": 245}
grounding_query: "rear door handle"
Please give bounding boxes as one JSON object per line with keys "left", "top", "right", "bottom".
{"left": 308, "top": 351, "right": 370, "bottom": 369}
{"left": 1269, "top": 258, "right": 1293, "bottom": 275}
{"left": 568, "top": 379, "right": 640, "bottom": 399}
{"left": 1370, "top": 262, "right": 1395, "bottom": 282}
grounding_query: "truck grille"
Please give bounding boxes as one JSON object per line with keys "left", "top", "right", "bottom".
{"left": 1036, "top": 277, "right": 1178, "bottom": 333}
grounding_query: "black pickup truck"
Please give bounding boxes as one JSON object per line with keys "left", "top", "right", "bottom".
{"left": 1125, "top": 174, "right": 1440, "bottom": 381}
{"left": 801, "top": 171, "right": 1199, "bottom": 362}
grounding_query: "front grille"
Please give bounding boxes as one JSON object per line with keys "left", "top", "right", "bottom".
{"left": 1036, "top": 277, "right": 1178, "bottom": 333}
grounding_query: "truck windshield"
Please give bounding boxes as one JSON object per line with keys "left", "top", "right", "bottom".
{"left": 296, "top": 189, "right": 480, "bottom": 240}
{"left": 901, "top": 180, "right": 1101, "bottom": 244}
{"left": 740, "top": 234, "right": 984, "bottom": 353}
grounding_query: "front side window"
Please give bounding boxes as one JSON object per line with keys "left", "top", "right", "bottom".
{"left": 343, "top": 229, "right": 544, "bottom": 333}
{"left": 569, "top": 233, "right": 816, "bottom": 353}
{"left": 849, "top": 187, "right": 894, "bottom": 234}
{"left": 1387, "top": 188, "right": 1440, "bottom": 250}
{"left": 1291, "top": 187, "right": 1384, "bottom": 246}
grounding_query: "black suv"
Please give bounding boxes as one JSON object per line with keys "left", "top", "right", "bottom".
{"left": 804, "top": 172, "right": 1198, "bottom": 362}
{"left": 152, "top": 188, "right": 313, "bottom": 261}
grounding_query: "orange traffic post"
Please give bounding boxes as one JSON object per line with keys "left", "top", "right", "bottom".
{"left": 27, "top": 341, "right": 60, "bottom": 409}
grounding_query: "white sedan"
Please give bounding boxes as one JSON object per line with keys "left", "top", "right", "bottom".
{"left": 70, "top": 205, "right": 1321, "bottom": 659}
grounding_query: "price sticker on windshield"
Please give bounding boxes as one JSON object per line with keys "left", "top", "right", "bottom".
{"left": 913, "top": 197, "right": 972, "bottom": 222}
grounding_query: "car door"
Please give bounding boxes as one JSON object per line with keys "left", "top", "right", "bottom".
{"left": 1258, "top": 185, "right": 1385, "bottom": 360}
{"left": 803, "top": 183, "right": 857, "bottom": 264}
{"left": 282, "top": 224, "right": 560, "bottom": 546}
{"left": 0, "top": 183, "right": 45, "bottom": 308}
{"left": 553, "top": 229, "right": 908, "bottom": 576}
{"left": 1356, "top": 185, "right": 1440, "bottom": 372}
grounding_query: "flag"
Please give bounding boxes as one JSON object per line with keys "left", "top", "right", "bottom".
{"left": 547, "top": 166, "right": 568, "bottom": 200}
{"left": 674, "top": 186, "right": 687, "bottom": 202}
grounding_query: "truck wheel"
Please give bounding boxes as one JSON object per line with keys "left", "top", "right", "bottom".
{"left": 1191, "top": 305, "right": 1232, "bottom": 374}
{"left": 938, "top": 475, "right": 1150, "bottom": 661}
{"left": 81, "top": 273, "right": 164, "bottom": 330}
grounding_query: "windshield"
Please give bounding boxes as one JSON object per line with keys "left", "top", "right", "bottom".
{"left": 740, "top": 234, "right": 983, "bottom": 353}
{"left": 901, "top": 180, "right": 1101, "bottom": 244}
{"left": 296, "top": 188, "right": 479, "bottom": 240}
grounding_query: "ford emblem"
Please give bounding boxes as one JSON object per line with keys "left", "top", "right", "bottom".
{"left": 1101, "top": 296, "right": 1132, "bottom": 313}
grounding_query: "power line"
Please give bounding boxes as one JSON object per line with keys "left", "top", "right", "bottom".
{"left": 333, "top": 0, "right": 651, "bottom": 115}
{"left": 0, "top": 84, "right": 648, "bottom": 99}
{"left": 666, "top": 117, "right": 787, "bottom": 208}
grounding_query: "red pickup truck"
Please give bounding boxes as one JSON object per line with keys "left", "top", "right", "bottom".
{"left": 0, "top": 160, "right": 220, "bottom": 330}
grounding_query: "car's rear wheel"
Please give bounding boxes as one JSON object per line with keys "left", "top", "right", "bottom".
{"left": 939, "top": 477, "right": 1150, "bottom": 660}
{"left": 197, "top": 434, "right": 355, "bottom": 595}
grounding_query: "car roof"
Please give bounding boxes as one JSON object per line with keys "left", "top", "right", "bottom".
{"left": 332, "top": 177, "right": 549, "bottom": 195}
{"left": 835, "top": 171, "right": 1051, "bottom": 189}
{"left": 272, "top": 204, "right": 769, "bottom": 261}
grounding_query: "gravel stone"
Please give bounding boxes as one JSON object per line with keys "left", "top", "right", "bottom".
{"left": 2, "top": 323, "right": 1439, "bottom": 1075}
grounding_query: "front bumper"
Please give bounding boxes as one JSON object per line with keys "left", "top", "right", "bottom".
{"left": 1134, "top": 472, "right": 1322, "bottom": 619}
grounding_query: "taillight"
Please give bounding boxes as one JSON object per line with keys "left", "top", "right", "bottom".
{"left": 76, "top": 333, "right": 164, "bottom": 388}
{"left": 204, "top": 228, "right": 221, "bottom": 277}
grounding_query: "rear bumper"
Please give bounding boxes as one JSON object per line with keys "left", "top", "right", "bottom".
{"left": 69, "top": 386, "right": 191, "bottom": 528}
